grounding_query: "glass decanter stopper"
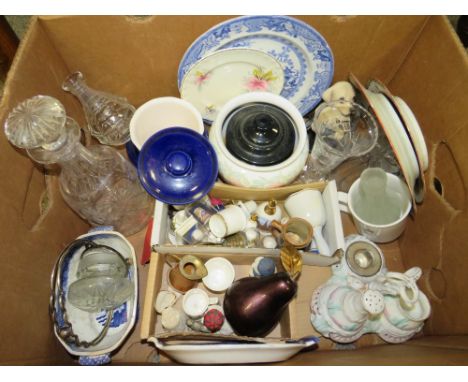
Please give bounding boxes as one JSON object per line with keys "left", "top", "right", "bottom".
{"left": 4, "top": 95, "right": 153, "bottom": 236}
{"left": 62, "top": 71, "right": 135, "bottom": 146}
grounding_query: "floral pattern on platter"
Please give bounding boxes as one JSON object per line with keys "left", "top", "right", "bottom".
{"left": 195, "top": 71, "right": 210, "bottom": 87}
{"left": 181, "top": 48, "right": 284, "bottom": 123}
{"left": 178, "top": 15, "right": 334, "bottom": 116}
{"left": 195, "top": 67, "right": 278, "bottom": 92}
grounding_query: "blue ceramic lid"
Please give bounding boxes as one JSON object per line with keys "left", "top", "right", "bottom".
{"left": 138, "top": 127, "right": 218, "bottom": 205}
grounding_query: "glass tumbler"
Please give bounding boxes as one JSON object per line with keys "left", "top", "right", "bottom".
{"left": 306, "top": 100, "right": 379, "bottom": 181}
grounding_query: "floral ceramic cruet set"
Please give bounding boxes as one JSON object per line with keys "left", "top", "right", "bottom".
{"left": 3, "top": 15, "right": 431, "bottom": 364}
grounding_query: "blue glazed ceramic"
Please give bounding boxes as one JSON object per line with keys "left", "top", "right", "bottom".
{"left": 138, "top": 127, "right": 218, "bottom": 205}
{"left": 178, "top": 15, "right": 334, "bottom": 116}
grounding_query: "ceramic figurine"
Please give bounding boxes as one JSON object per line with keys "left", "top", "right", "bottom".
{"left": 322, "top": 81, "right": 355, "bottom": 104}
{"left": 310, "top": 235, "right": 431, "bottom": 343}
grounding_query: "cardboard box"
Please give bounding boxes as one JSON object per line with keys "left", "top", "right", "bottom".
{"left": 1, "top": 16, "right": 468, "bottom": 365}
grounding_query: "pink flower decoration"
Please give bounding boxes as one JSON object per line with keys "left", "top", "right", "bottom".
{"left": 195, "top": 71, "right": 210, "bottom": 86}
{"left": 247, "top": 77, "right": 269, "bottom": 91}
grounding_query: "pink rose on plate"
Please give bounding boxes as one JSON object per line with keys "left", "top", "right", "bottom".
{"left": 247, "top": 77, "right": 269, "bottom": 91}
{"left": 246, "top": 67, "right": 277, "bottom": 92}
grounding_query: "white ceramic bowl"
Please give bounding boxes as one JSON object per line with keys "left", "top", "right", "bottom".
{"left": 209, "top": 92, "right": 309, "bottom": 188}
{"left": 202, "top": 257, "right": 235, "bottom": 292}
{"left": 129, "top": 97, "right": 205, "bottom": 150}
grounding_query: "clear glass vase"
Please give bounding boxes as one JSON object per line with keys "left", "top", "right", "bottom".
{"left": 62, "top": 71, "right": 135, "bottom": 146}
{"left": 4, "top": 95, "right": 153, "bottom": 236}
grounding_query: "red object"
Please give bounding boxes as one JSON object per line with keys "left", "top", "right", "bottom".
{"left": 203, "top": 309, "right": 225, "bottom": 332}
{"left": 140, "top": 217, "right": 154, "bottom": 265}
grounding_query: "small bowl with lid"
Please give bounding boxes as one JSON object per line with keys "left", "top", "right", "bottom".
{"left": 209, "top": 92, "right": 309, "bottom": 188}
{"left": 137, "top": 127, "right": 218, "bottom": 205}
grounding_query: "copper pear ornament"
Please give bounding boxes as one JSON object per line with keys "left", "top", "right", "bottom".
{"left": 223, "top": 272, "right": 297, "bottom": 337}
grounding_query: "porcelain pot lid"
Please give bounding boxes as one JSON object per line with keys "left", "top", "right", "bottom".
{"left": 224, "top": 102, "right": 296, "bottom": 166}
{"left": 138, "top": 127, "right": 218, "bottom": 205}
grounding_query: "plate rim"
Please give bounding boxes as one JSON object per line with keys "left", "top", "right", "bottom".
{"left": 393, "top": 96, "right": 429, "bottom": 171}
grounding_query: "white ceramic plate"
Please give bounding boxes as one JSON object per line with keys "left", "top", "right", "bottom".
{"left": 366, "top": 79, "right": 426, "bottom": 203}
{"left": 178, "top": 15, "right": 334, "bottom": 118}
{"left": 349, "top": 74, "right": 417, "bottom": 208}
{"left": 393, "top": 96, "right": 429, "bottom": 171}
{"left": 367, "top": 92, "right": 419, "bottom": 200}
{"left": 180, "top": 48, "right": 284, "bottom": 122}
{"left": 149, "top": 336, "right": 318, "bottom": 364}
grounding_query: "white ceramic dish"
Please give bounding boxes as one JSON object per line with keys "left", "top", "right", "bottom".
{"left": 366, "top": 79, "right": 426, "bottom": 203}
{"left": 202, "top": 257, "right": 235, "bottom": 292}
{"left": 178, "top": 15, "right": 334, "bottom": 116}
{"left": 209, "top": 92, "right": 309, "bottom": 188}
{"left": 393, "top": 96, "right": 429, "bottom": 171}
{"left": 349, "top": 74, "right": 417, "bottom": 208}
{"left": 129, "top": 97, "right": 204, "bottom": 150}
{"left": 148, "top": 336, "right": 318, "bottom": 364}
{"left": 50, "top": 229, "right": 138, "bottom": 365}
{"left": 180, "top": 48, "right": 284, "bottom": 123}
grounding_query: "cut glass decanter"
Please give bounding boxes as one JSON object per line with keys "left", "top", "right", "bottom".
{"left": 4, "top": 95, "right": 153, "bottom": 236}
{"left": 62, "top": 71, "right": 135, "bottom": 146}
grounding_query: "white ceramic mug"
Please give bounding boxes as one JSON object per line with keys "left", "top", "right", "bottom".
{"left": 208, "top": 205, "right": 248, "bottom": 238}
{"left": 129, "top": 96, "right": 205, "bottom": 150}
{"left": 338, "top": 173, "right": 411, "bottom": 243}
{"left": 182, "top": 288, "right": 218, "bottom": 319}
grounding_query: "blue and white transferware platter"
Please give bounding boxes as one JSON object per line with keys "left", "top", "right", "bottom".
{"left": 178, "top": 15, "right": 334, "bottom": 117}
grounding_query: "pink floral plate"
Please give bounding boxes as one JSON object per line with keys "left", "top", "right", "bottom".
{"left": 180, "top": 48, "right": 285, "bottom": 124}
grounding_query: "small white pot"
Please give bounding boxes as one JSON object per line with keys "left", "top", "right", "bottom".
{"left": 210, "top": 92, "right": 309, "bottom": 188}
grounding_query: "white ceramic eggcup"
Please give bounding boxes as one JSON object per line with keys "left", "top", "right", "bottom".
{"left": 129, "top": 97, "right": 205, "bottom": 150}
{"left": 182, "top": 288, "right": 219, "bottom": 319}
{"left": 208, "top": 204, "right": 248, "bottom": 238}
{"left": 338, "top": 173, "right": 411, "bottom": 243}
{"left": 284, "top": 189, "right": 330, "bottom": 255}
